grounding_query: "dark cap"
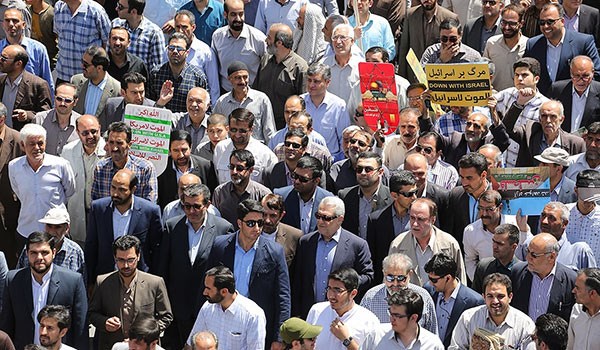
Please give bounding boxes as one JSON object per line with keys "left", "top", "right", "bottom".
{"left": 576, "top": 169, "right": 600, "bottom": 188}
{"left": 227, "top": 61, "right": 249, "bottom": 76}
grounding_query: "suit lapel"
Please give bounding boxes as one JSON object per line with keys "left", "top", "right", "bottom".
{"left": 194, "top": 216, "right": 215, "bottom": 267}
{"left": 96, "top": 77, "right": 116, "bottom": 116}
{"left": 14, "top": 73, "right": 28, "bottom": 108}
{"left": 331, "top": 230, "right": 349, "bottom": 272}
{"left": 558, "top": 32, "right": 575, "bottom": 78}
{"left": 249, "top": 238, "right": 267, "bottom": 287}
{"left": 77, "top": 81, "right": 90, "bottom": 113}
{"left": 46, "top": 268, "right": 60, "bottom": 304}
{"left": 286, "top": 191, "right": 301, "bottom": 228}
{"left": 132, "top": 272, "right": 146, "bottom": 319}
{"left": 127, "top": 199, "right": 140, "bottom": 235}
{"left": 0, "top": 128, "right": 15, "bottom": 169}
{"left": 104, "top": 203, "right": 116, "bottom": 239}
{"left": 582, "top": 82, "right": 600, "bottom": 128}
{"left": 446, "top": 289, "right": 467, "bottom": 341}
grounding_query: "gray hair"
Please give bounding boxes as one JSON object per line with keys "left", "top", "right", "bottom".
{"left": 319, "top": 196, "right": 345, "bottom": 216}
{"left": 478, "top": 144, "right": 502, "bottom": 163}
{"left": 332, "top": 23, "right": 354, "bottom": 39}
{"left": 382, "top": 253, "right": 414, "bottom": 274}
{"left": 544, "top": 201, "right": 570, "bottom": 222}
{"left": 182, "top": 183, "right": 211, "bottom": 203}
{"left": 307, "top": 62, "right": 331, "bottom": 80}
{"left": 0, "top": 102, "right": 7, "bottom": 117}
{"left": 20, "top": 123, "right": 47, "bottom": 141}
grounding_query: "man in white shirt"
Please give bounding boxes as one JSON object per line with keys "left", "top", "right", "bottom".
{"left": 306, "top": 267, "right": 379, "bottom": 350}
{"left": 37, "top": 305, "right": 77, "bottom": 350}
{"left": 186, "top": 266, "right": 267, "bottom": 350}
{"left": 322, "top": 23, "right": 361, "bottom": 103}
{"left": 565, "top": 122, "right": 600, "bottom": 180}
{"left": 567, "top": 267, "right": 600, "bottom": 350}
{"left": 566, "top": 169, "right": 600, "bottom": 257}
{"left": 449, "top": 273, "right": 536, "bottom": 350}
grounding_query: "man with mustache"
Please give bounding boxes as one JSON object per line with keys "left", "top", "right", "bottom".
{"left": 502, "top": 99, "right": 586, "bottom": 167}
{"left": 382, "top": 108, "right": 427, "bottom": 170}
{"left": 91, "top": 121, "right": 158, "bottom": 203}
{"left": 565, "top": 122, "right": 600, "bottom": 180}
{"left": 484, "top": 4, "right": 529, "bottom": 91}
{"left": 89, "top": 235, "right": 173, "bottom": 350}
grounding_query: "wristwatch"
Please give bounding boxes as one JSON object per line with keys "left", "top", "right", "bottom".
{"left": 342, "top": 337, "right": 353, "bottom": 347}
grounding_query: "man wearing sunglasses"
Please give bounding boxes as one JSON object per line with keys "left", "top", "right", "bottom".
{"left": 523, "top": 3, "right": 600, "bottom": 95}
{"left": 414, "top": 132, "right": 459, "bottom": 191}
{"left": 206, "top": 199, "right": 290, "bottom": 350}
{"left": 160, "top": 182, "right": 233, "bottom": 350}
{"left": 33, "top": 83, "right": 80, "bottom": 155}
{"left": 421, "top": 18, "right": 482, "bottom": 65}
{"left": 264, "top": 129, "right": 309, "bottom": 191}
{"left": 360, "top": 253, "right": 439, "bottom": 335}
{"left": 463, "top": 0, "right": 504, "bottom": 54}
{"left": 424, "top": 253, "right": 484, "bottom": 348}
{"left": 510, "top": 233, "right": 577, "bottom": 322}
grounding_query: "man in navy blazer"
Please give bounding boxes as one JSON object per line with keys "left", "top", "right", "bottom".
{"left": 85, "top": 169, "right": 163, "bottom": 287}
{"left": 159, "top": 183, "right": 234, "bottom": 350}
{"left": 292, "top": 196, "right": 374, "bottom": 318}
{"left": 523, "top": 3, "right": 600, "bottom": 95}
{"left": 0, "top": 232, "right": 88, "bottom": 350}
{"left": 424, "top": 253, "right": 484, "bottom": 348}
{"left": 547, "top": 56, "right": 600, "bottom": 132}
{"left": 206, "top": 199, "right": 290, "bottom": 349}
{"left": 274, "top": 155, "right": 333, "bottom": 235}
{"left": 510, "top": 233, "right": 577, "bottom": 322}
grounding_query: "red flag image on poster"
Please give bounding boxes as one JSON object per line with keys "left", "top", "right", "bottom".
{"left": 358, "top": 62, "right": 399, "bottom": 134}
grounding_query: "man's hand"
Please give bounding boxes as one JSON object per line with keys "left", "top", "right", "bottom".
{"left": 354, "top": 26, "right": 363, "bottom": 40}
{"left": 488, "top": 95, "right": 500, "bottom": 125}
{"left": 12, "top": 109, "right": 27, "bottom": 122}
{"left": 439, "top": 43, "right": 459, "bottom": 63}
{"left": 105, "top": 316, "right": 122, "bottom": 333}
{"left": 516, "top": 88, "right": 536, "bottom": 106}
{"left": 157, "top": 80, "right": 174, "bottom": 107}
{"left": 330, "top": 318, "right": 351, "bottom": 341}
{"left": 516, "top": 209, "right": 529, "bottom": 232}
{"left": 162, "top": 19, "right": 175, "bottom": 33}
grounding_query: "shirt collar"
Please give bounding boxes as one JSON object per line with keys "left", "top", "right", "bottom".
{"left": 185, "top": 215, "right": 207, "bottom": 232}
{"left": 572, "top": 85, "right": 591, "bottom": 99}
{"left": 235, "top": 231, "right": 260, "bottom": 251}
{"left": 31, "top": 264, "right": 53, "bottom": 285}
{"left": 319, "top": 227, "right": 341, "bottom": 242}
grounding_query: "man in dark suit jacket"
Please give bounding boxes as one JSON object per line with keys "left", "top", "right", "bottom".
{"left": 510, "top": 233, "right": 577, "bottom": 322}
{"left": 462, "top": 0, "right": 503, "bottom": 53}
{"left": 367, "top": 170, "right": 418, "bottom": 284}
{"left": 274, "top": 155, "right": 333, "bottom": 235}
{"left": 0, "top": 111, "right": 21, "bottom": 265}
{"left": 157, "top": 130, "right": 218, "bottom": 209}
{"left": 206, "top": 199, "right": 290, "bottom": 349}
{"left": 339, "top": 151, "right": 393, "bottom": 239}
{"left": 0, "top": 232, "right": 87, "bottom": 350}
{"left": 89, "top": 235, "right": 173, "bottom": 350}
{"left": 563, "top": 1, "right": 600, "bottom": 50}
{"left": 424, "top": 253, "right": 484, "bottom": 348}
{"left": 547, "top": 56, "right": 600, "bottom": 132}
{"left": 503, "top": 99, "right": 586, "bottom": 167}
{"left": 0, "top": 45, "right": 52, "bottom": 130}
{"left": 524, "top": 3, "right": 600, "bottom": 94}
{"left": 85, "top": 169, "right": 163, "bottom": 287}
{"left": 292, "top": 195, "right": 374, "bottom": 318}
{"left": 159, "top": 183, "right": 233, "bottom": 350}
{"left": 261, "top": 193, "right": 303, "bottom": 269}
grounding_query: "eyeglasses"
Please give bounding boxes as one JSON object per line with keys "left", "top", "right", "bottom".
{"left": 388, "top": 309, "right": 409, "bottom": 320}
{"left": 291, "top": 172, "right": 314, "bottom": 183}
{"left": 571, "top": 73, "right": 593, "bottom": 81}
{"left": 408, "top": 96, "right": 423, "bottom": 102}
{"left": 349, "top": 138, "right": 368, "bottom": 148}
{"left": 81, "top": 59, "right": 93, "bottom": 68}
{"left": 167, "top": 45, "right": 187, "bottom": 53}
{"left": 325, "top": 286, "right": 347, "bottom": 294}
{"left": 229, "top": 127, "right": 249, "bottom": 134}
{"left": 440, "top": 36, "right": 459, "bottom": 43}
{"left": 116, "top": 257, "right": 137, "bottom": 265}
{"left": 284, "top": 141, "right": 303, "bottom": 149}
{"left": 355, "top": 166, "right": 380, "bottom": 174}
{"left": 482, "top": 0, "right": 496, "bottom": 5}
{"left": 55, "top": 96, "right": 74, "bottom": 104}
{"left": 500, "top": 19, "right": 519, "bottom": 27}
{"left": 396, "top": 189, "right": 418, "bottom": 198}
{"left": 477, "top": 205, "right": 498, "bottom": 212}
{"left": 115, "top": 2, "right": 128, "bottom": 10}
{"left": 332, "top": 35, "right": 352, "bottom": 42}
{"left": 415, "top": 145, "right": 434, "bottom": 155}
{"left": 243, "top": 219, "right": 264, "bottom": 228}
{"left": 526, "top": 248, "right": 552, "bottom": 259}
{"left": 315, "top": 213, "right": 338, "bottom": 222}
{"left": 0, "top": 55, "right": 14, "bottom": 62}
{"left": 538, "top": 18, "right": 561, "bottom": 26}
{"left": 385, "top": 274, "right": 408, "bottom": 283}
{"left": 429, "top": 275, "right": 446, "bottom": 283}
{"left": 228, "top": 164, "right": 248, "bottom": 172}
{"left": 182, "top": 202, "right": 204, "bottom": 211}
{"left": 79, "top": 129, "right": 99, "bottom": 136}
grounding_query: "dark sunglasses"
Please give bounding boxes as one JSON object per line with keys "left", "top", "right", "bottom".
{"left": 538, "top": 18, "right": 560, "bottom": 26}
{"left": 284, "top": 141, "right": 303, "bottom": 149}
{"left": 315, "top": 213, "right": 338, "bottom": 222}
{"left": 56, "top": 96, "right": 74, "bottom": 104}
{"left": 415, "top": 145, "right": 434, "bottom": 155}
{"left": 182, "top": 203, "right": 204, "bottom": 211}
{"left": 397, "top": 189, "right": 418, "bottom": 198}
{"left": 229, "top": 127, "right": 249, "bottom": 134}
{"left": 429, "top": 275, "right": 446, "bottom": 283}
{"left": 440, "top": 35, "right": 459, "bottom": 43}
{"left": 385, "top": 274, "right": 408, "bottom": 283}
{"left": 243, "top": 219, "right": 264, "bottom": 228}
{"left": 228, "top": 164, "right": 248, "bottom": 172}
{"left": 80, "top": 129, "right": 99, "bottom": 136}
{"left": 350, "top": 138, "right": 368, "bottom": 147}
{"left": 500, "top": 19, "right": 519, "bottom": 27}
{"left": 291, "top": 172, "right": 313, "bottom": 183}
{"left": 482, "top": 0, "right": 496, "bottom": 5}
{"left": 81, "top": 60, "right": 93, "bottom": 68}
{"left": 167, "top": 45, "right": 187, "bottom": 53}
{"left": 355, "top": 166, "right": 380, "bottom": 174}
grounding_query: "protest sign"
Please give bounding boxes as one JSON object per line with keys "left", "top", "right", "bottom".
{"left": 490, "top": 167, "right": 551, "bottom": 216}
{"left": 425, "top": 63, "right": 491, "bottom": 107}
{"left": 358, "top": 62, "right": 399, "bottom": 134}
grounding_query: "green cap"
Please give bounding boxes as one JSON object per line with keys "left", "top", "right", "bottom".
{"left": 279, "top": 318, "right": 322, "bottom": 344}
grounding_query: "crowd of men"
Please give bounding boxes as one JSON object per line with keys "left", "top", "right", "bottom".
{"left": 0, "top": 0, "right": 599, "bottom": 348}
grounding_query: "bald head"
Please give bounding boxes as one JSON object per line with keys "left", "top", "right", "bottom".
{"left": 192, "top": 331, "right": 218, "bottom": 350}
{"left": 178, "top": 173, "right": 202, "bottom": 197}
{"left": 404, "top": 153, "right": 428, "bottom": 188}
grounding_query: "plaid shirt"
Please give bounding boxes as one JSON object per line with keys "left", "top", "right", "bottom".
{"left": 112, "top": 17, "right": 165, "bottom": 72}
{"left": 54, "top": 0, "right": 111, "bottom": 81}
{"left": 91, "top": 154, "right": 158, "bottom": 203}
{"left": 148, "top": 62, "right": 207, "bottom": 113}
{"left": 436, "top": 111, "right": 467, "bottom": 137}
{"left": 17, "top": 237, "right": 87, "bottom": 284}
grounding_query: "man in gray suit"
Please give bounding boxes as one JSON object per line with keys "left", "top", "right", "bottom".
{"left": 88, "top": 235, "right": 172, "bottom": 350}
{"left": 71, "top": 45, "right": 120, "bottom": 117}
